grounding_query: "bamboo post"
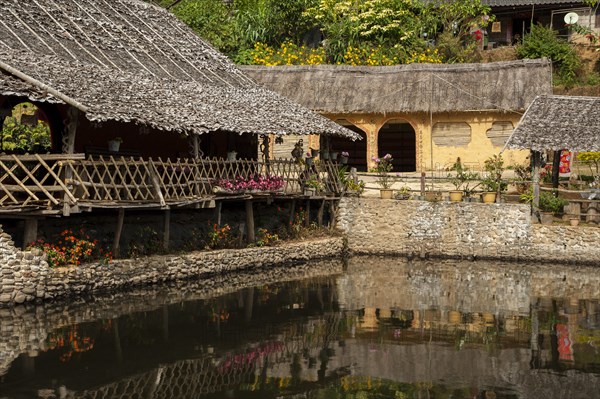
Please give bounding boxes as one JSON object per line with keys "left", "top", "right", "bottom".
{"left": 214, "top": 201, "right": 222, "bottom": 227}
{"left": 113, "top": 208, "right": 125, "bottom": 258}
{"left": 288, "top": 199, "right": 296, "bottom": 226}
{"left": 23, "top": 218, "right": 38, "bottom": 248}
{"left": 163, "top": 209, "right": 170, "bottom": 251}
{"left": 328, "top": 201, "right": 336, "bottom": 230}
{"left": 245, "top": 200, "right": 255, "bottom": 243}
{"left": 420, "top": 172, "right": 426, "bottom": 196}
{"left": 62, "top": 107, "right": 79, "bottom": 216}
{"left": 317, "top": 199, "right": 325, "bottom": 226}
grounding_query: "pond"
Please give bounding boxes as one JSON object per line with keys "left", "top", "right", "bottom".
{"left": 1, "top": 257, "right": 600, "bottom": 399}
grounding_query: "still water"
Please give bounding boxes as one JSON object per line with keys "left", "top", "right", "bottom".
{"left": 1, "top": 257, "right": 600, "bottom": 399}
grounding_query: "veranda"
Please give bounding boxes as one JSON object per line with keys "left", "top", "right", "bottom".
{"left": 0, "top": 153, "right": 344, "bottom": 254}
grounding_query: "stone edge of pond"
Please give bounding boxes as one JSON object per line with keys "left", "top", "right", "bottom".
{"left": 0, "top": 234, "right": 345, "bottom": 307}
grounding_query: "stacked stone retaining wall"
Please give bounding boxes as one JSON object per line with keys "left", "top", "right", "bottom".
{"left": 338, "top": 198, "right": 600, "bottom": 264}
{"left": 0, "top": 226, "right": 344, "bottom": 306}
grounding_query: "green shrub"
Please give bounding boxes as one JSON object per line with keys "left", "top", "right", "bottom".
{"left": 516, "top": 24, "right": 581, "bottom": 86}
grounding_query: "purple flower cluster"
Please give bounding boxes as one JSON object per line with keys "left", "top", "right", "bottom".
{"left": 216, "top": 174, "right": 285, "bottom": 193}
{"left": 341, "top": 151, "right": 349, "bottom": 157}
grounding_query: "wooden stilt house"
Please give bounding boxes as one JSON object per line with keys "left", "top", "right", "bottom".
{"left": 0, "top": 0, "right": 359, "bottom": 219}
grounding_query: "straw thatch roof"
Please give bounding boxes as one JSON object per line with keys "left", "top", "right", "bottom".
{"left": 0, "top": 0, "right": 358, "bottom": 139}
{"left": 241, "top": 59, "right": 552, "bottom": 114}
{"left": 505, "top": 95, "right": 600, "bottom": 152}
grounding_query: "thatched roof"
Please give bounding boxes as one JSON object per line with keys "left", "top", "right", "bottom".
{"left": 505, "top": 95, "right": 600, "bottom": 152}
{"left": 241, "top": 59, "right": 553, "bottom": 114}
{"left": 0, "top": 0, "right": 358, "bottom": 139}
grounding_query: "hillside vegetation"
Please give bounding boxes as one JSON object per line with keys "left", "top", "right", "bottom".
{"left": 150, "top": 0, "right": 599, "bottom": 89}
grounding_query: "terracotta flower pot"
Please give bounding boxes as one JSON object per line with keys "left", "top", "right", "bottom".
{"left": 449, "top": 190, "right": 463, "bottom": 202}
{"left": 540, "top": 212, "right": 554, "bottom": 225}
{"left": 481, "top": 192, "right": 497, "bottom": 204}
{"left": 380, "top": 189, "right": 393, "bottom": 199}
{"left": 569, "top": 217, "right": 580, "bottom": 226}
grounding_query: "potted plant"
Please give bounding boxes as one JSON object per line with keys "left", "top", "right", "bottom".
{"left": 520, "top": 190, "right": 568, "bottom": 225}
{"left": 108, "top": 137, "right": 122, "bottom": 152}
{"left": 447, "top": 158, "right": 480, "bottom": 202}
{"left": 481, "top": 154, "right": 506, "bottom": 203}
{"left": 330, "top": 151, "right": 339, "bottom": 161}
{"left": 304, "top": 177, "right": 323, "bottom": 196}
{"left": 340, "top": 151, "right": 349, "bottom": 164}
{"left": 512, "top": 162, "right": 531, "bottom": 194}
{"left": 395, "top": 186, "right": 411, "bottom": 200}
{"left": 371, "top": 154, "right": 396, "bottom": 199}
{"left": 538, "top": 191, "right": 568, "bottom": 225}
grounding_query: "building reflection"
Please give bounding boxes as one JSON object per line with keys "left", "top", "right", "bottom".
{"left": 1, "top": 257, "right": 600, "bottom": 398}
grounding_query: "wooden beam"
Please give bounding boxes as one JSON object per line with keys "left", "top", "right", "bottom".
{"left": 163, "top": 209, "right": 170, "bottom": 251}
{"left": 113, "top": 208, "right": 125, "bottom": 258}
{"left": 23, "top": 218, "right": 38, "bottom": 248}
{"left": 245, "top": 200, "right": 255, "bottom": 243}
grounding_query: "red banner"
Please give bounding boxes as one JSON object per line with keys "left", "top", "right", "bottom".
{"left": 559, "top": 151, "right": 572, "bottom": 174}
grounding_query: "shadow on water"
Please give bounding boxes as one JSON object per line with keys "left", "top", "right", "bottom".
{"left": 1, "top": 256, "right": 600, "bottom": 398}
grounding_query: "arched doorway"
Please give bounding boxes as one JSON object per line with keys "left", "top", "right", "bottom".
{"left": 0, "top": 102, "right": 52, "bottom": 154}
{"left": 329, "top": 120, "right": 368, "bottom": 171}
{"left": 378, "top": 120, "right": 416, "bottom": 172}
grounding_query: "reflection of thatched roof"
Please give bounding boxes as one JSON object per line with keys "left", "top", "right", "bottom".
{"left": 241, "top": 59, "right": 552, "bottom": 114}
{"left": 505, "top": 95, "right": 600, "bottom": 152}
{"left": 0, "top": 0, "right": 358, "bottom": 139}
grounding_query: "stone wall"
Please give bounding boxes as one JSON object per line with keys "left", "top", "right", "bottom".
{"left": 338, "top": 198, "right": 600, "bottom": 264}
{"left": 0, "top": 226, "right": 344, "bottom": 306}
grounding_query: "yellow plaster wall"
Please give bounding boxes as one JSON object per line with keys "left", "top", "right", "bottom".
{"left": 323, "top": 111, "right": 529, "bottom": 171}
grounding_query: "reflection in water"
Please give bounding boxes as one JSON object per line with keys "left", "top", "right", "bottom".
{"left": 1, "top": 257, "right": 600, "bottom": 398}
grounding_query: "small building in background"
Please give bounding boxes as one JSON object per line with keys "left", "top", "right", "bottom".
{"left": 243, "top": 59, "right": 552, "bottom": 172}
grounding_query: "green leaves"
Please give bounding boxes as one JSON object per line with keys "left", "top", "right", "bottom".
{"left": 516, "top": 24, "right": 581, "bottom": 86}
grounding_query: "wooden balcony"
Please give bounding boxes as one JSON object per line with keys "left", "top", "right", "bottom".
{"left": 0, "top": 154, "right": 344, "bottom": 216}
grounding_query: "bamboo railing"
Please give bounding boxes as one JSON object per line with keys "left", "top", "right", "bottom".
{"left": 0, "top": 154, "right": 343, "bottom": 214}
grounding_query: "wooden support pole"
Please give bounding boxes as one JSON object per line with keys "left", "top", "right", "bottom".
{"left": 62, "top": 107, "right": 79, "bottom": 217}
{"left": 245, "top": 200, "right": 255, "bottom": 243}
{"left": 163, "top": 209, "right": 170, "bottom": 252}
{"left": 420, "top": 172, "right": 426, "bottom": 196}
{"left": 328, "top": 201, "right": 337, "bottom": 230}
{"left": 113, "top": 208, "right": 125, "bottom": 258}
{"left": 23, "top": 218, "right": 38, "bottom": 248}
{"left": 288, "top": 199, "right": 296, "bottom": 225}
{"left": 215, "top": 201, "right": 222, "bottom": 227}
{"left": 305, "top": 199, "right": 311, "bottom": 227}
{"left": 317, "top": 199, "right": 325, "bottom": 226}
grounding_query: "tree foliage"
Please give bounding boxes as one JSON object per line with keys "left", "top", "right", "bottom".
{"left": 1, "top": 104, "right": 51, "bottom": 153}
{"left": 516, "top": 24, "right": 581, "bottom": 86}
{"left": 149, "top": 0, "right": 495, "bottom": 65}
